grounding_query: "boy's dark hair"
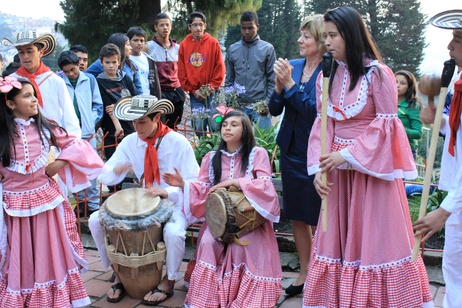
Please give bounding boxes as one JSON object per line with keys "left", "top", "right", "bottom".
{"left": 187, "top": 11, "right": 206, "bottom": 25}
{"left": 127, "top": 26, "right": 147, "bottom": 40}
{"left": 2, "top": 62, "right": 21, "bottom": 77}
{"left": 155, "top": 13, "right": 171, "bottom": 25}
{"left": 57, "top": 50, "right": 80, "bottom": 69}
{"left": 70, "top": 44, "right": 88, "bottom": 55}
{"left": 240, "top": 10, "right": 259, "bottom": 24}
{"left": 13, "top": 54, "right": 20, "bottom": 63}
{"left": 99, "top": 43, "right": 121, "bottom": 62}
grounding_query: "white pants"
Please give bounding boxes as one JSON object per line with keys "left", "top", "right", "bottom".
{"left": 443, "top": 211, "right": 462, "bottom": 308}
{"left": 88, "top": 209, "right": 188, "bottom": 281}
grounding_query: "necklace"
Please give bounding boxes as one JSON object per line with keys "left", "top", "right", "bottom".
{"left": 302, "top": 70, "right": 311, "bottom": 78}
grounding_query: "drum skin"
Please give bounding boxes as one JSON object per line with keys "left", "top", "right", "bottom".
{"left": 101, "top": 188, "right": 165, "bottom": 299}
{"left": 205, "top": 187, "right": 267, "bottom": 244}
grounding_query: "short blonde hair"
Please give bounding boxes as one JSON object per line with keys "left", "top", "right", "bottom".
{"left": 300, "top": 14, "right": 327, "bottom": 54}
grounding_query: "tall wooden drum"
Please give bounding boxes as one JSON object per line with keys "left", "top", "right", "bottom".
{"left": 99, "top": 188, "right": 173, "bottom": 299}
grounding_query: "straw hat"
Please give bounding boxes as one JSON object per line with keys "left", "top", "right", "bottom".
{"left": 430, "top": 10, "right": 462, "bottom": 30}
{"left": 113, "top": 95, "right": 174, "bottom": 121}
{"left": 2, "top": 30, "right": 56, "bottom": 57}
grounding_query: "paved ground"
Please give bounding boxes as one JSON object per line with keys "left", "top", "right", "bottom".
{"left": 80, "top": 238, "right": 446, "bottom": 307}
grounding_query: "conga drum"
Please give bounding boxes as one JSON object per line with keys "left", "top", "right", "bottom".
{"left": 205, "top": 186, "right": 267, "bottom": 245}
{"left": 99, "top": 188, "right": 174, "bottom": 299}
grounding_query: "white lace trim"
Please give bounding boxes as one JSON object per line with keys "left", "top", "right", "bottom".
{"left": 220, "top": 262, "right": 282, "bottom": 283}
{"left": 315, "top": 254, "right": 415, "bottom": 271}
{"left": 326, "top": 60, "right": 378, "bottom": 121}
{"left": 208, "top": 147, "right": 257, "bottom": 183}
{"left": 8, "top": 122, "right": 50, "bottom": 174}
{"left": 333, "top": 136, "right": 355, "bottom": 145}
{"left": 376, "top": 113, "right": 398, "bottom": 119}
{"left": 4, "top": 267, "right": 80, "bottom": 295}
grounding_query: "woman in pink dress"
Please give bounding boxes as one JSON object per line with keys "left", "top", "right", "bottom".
{"left": 0, "top": 77, "right": 104, "bottom": 307}
{"left": 304, "top": 7, "right": 433, "bottom": 307}
{"left": 163, "top": 110, "right": 282, "bottom": 307}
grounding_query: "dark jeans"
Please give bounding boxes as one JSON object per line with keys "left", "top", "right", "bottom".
{"left": 162, "top": 87, "right": 186, "bottom": 129}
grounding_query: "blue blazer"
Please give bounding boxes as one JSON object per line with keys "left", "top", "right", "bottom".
{"left": 269, "top": 58, "right": 321, "bottom": 158}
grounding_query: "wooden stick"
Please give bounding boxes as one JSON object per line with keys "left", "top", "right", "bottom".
{"left": 412, "top": 59, "right": 455, "bottom": 260}
{"left": 320, "top": 52, "right": 333, "bottom": 233}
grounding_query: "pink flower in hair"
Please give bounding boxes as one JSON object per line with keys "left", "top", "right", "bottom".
{"left": 0, "top": 76, "right": 23, "bottom": 94}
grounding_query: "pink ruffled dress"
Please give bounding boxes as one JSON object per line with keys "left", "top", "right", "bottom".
{"left": 0, "top": 118, "right": 104, "bottom": 307}
{"left": 304, "top": 59, "right": 434, "bottom": 307}
{"left": 183, "top": 146, "right": 282, "bottom": 307}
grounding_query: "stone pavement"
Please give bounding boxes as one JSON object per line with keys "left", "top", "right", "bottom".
{"left": 80, "top": 233, "right": 446, "bottom": 308}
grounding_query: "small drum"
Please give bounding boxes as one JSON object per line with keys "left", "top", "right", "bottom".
{"left": 99, "top": 188, "right": 174, "bottom": 299}
{"left": 205, "top": 186, "right": 267, "bottom": 245}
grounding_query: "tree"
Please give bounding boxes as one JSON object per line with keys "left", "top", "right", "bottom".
{"left": 58, "top": 0, "right": 262, "bottom": 60}
{"left": 225, "top": 0, "right": 301, "bottom": 59}
{"left": 305, "top": 0, "right": 426, "bottom": 75}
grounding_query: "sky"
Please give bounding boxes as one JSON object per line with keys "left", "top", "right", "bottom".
{"left": 0, "top": 0, "right": 459, "bottom": 72}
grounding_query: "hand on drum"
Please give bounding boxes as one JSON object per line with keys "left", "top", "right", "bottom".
{"left": 162, "top": 167, "right": 185, "bottom": 189}
{"left": 145, "top": 186, "right": 168, "bottom": 198}
{"left": 210, "top": 179, "right": 240, "bottom": 192}
{"left": 313, "top": 172, "right": 332, "bottom": 199}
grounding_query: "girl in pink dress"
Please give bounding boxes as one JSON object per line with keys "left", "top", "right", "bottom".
{"left": 163, "top": 110, "right": 282, "bottom": 307}
{"left": 304, "top": 7, "right": 433, "bottom": 307}
{"left": 0, "top": 77, "right": 104, "bottom": 307}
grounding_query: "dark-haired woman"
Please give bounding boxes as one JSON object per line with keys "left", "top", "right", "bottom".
{"left": 164, "top": 110, "right": 282, "bottom": 307}
{"left": 396, "top": 70, "right": 422, "bottom": 158}
{"left": 304, "top": 7, "right": 433, "bottom": 307}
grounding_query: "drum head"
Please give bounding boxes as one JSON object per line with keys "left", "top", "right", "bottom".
{"left": 205, "top": 191, "right": 227, "bottom": 238}
{"left": 106, "top": 188, "right": 160, "bottom": 217}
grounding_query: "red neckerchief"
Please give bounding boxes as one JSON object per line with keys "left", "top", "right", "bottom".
{"left": 15, "top": 61, "right": 51, "bottom": 108}
{"left": 448, "top": 76, "right": 462, "bottom": 156}
{"left": 141, "top": 121, "right": 171, "bottom": 187}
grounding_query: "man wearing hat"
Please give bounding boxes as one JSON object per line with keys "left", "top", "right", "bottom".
{"left": 88, "top": 95, "right": 199, "bottom": 305}
{"left": 4, "top": 30, "right": 81, "bottom": 137}
{"left": 414, "top": 9, "right": 462, "bottom": 307}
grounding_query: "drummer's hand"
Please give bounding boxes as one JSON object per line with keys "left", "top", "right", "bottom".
{"left": 319, "top": 152, "right": 345, "bottom": 173}
{"left": 210, "top": 179, "right": 240, "bottom": 192}
{"left": 162, "top": 167, "right": 185, "bottom": 189}
{"left": 145, "top": 186, "right": 168, "bottom": 198}
{"left": 113, "top": 163, "right": 132, "bottom": 176}
{"left": 45, "top": 159, "right": 68, "bottom": 177}
{"left": 313, "top": 172, "right": 332, "bottom": 199}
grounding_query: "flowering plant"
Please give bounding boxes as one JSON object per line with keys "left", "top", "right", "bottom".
{"left": 197, "top": 84, "right": 215, "bottom": 107}
{"left": 214, "top": 83, "right": 246, "bottom": 110}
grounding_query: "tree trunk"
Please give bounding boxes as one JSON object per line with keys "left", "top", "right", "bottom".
{"left": 137, "top": 0, "right": 161, "bottom": 25}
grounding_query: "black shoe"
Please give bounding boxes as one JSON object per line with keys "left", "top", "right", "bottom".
{"left": 285, "top": 283, "right": 304, "bottom": 296}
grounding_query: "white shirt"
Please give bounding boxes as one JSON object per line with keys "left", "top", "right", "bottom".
{"left": 98, "top": 130, "right": 200, "bottom": 221}
{"left": 12, "top": 71, "right": 81, "bottom": 138}
{"left": 130, "top": 54, "right": 150, "bottom": 94}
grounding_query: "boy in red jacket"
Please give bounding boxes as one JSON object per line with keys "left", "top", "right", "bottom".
{"left": 178, "top": 11, "right": 225, "bottom": 137}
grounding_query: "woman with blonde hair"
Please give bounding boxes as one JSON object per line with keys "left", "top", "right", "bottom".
{"left": 269, "top": 14, "right": 325, "bottom": 296}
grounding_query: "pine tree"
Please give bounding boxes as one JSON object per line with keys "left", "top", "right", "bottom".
{"left": 58, "top": 0, "right": 262, "bottom": 60}
{"left": 306, "top": 0, "right": 426, "bottom": 74}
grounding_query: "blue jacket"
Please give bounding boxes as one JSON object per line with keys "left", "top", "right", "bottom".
{"left": 61, "top": 72, "right": 104, "bottom": 141}
{"left": 269, "top": 59, "right": 321, "bottom": 158}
